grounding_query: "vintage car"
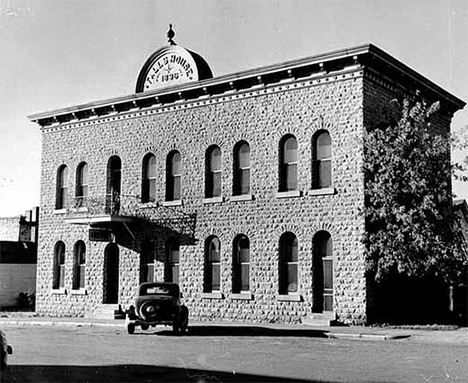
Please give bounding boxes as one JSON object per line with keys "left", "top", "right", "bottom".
{"left": 126, "top": 282, "right": 189, "bottom": 334}
{"left": 0, "top": 329, "right": 13, "bottom": 371}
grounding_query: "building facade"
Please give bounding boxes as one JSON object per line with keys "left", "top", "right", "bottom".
{"left": 29, "top": 36, "right": 464, "bottom": 324}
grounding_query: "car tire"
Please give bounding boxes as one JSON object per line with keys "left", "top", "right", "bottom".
{"left": 141, "top": 324, "right": 149, "bottom": 331}
{"left": 180, "top": 306, "right": 189, "bottom": 333}
{"left": 127, "top": 323, "right": 135, "bottom": 335}
{"left": 172, "top": 321, "right": 180, "bottom": 334}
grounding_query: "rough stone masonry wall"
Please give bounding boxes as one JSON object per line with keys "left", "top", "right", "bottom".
{"left": 37, "top": 75, "right": 367, "bottom": 324}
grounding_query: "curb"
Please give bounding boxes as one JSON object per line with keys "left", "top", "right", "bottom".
{"left": 0, "top": 320, "right": 125, "bottom": 328}
{"left": 325, "top": 332, "right": 410, "bottom": 341}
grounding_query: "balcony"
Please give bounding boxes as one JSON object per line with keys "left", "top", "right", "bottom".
{"left": 64, "top": 193, "right": 138, "bottom": 225}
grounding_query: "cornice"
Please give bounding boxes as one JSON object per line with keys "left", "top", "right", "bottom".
{"left": 39, "top": 68, "right": 364, "bottom": 134}
{"left": 29, "top": 43, "right": 465, "bottom": 129}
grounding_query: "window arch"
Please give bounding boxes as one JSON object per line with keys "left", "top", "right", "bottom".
{"left": 312, "top": 231, "right": 333, "bottom": 312}
{"left": 165, "top": 238, "right": 180, "bottom": 284}
{"left": 141, "top": 153, "right": 156, "bottom": 203}
{"left": 233, "top": 141, "right": 250, "bottom": 196}
{"left": 312, "top": 131, "right": 332, "bottom": 189}
{"left": 232, "top": 234, "right": 250, "bottom": 293}
{"left": 75, "top": 162, "right": 88, "bottom": 207}
{"left": 56, "top": 165, "right": 68, "bottom": 209}
{"left": 72, "top": 241, "right": 86, "bottom": 290}
{"left": 166, "top": 151, "right": 181, "bottom": 201}
{"left": 140, "top": 241, "right": 155, "bottom": 283}
{"left": 205, "top": 145, "right": 222, "bottom": 198}
{"left": 279, "top": 135, "right": 298, "bottom": 192}
{"left": 53, "top": 241, "right": 66, "bottom": 289}
{"left": 279, "top": 232, "right": 298, "bottom": 294}
{"left": 204, "top": 236, "right": 221, "bottom": 292}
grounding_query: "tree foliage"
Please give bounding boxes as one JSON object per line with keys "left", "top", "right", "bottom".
{"left": 363, "top": 97, "right": 467, "bottom": 285}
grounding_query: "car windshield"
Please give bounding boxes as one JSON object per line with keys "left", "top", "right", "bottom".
{"left": 140, "top": 284, "right": 176, "bottom": 296}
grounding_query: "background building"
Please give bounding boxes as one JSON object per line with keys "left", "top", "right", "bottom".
{"left": 28, "top": 34, "right": 464, "bottom": 324}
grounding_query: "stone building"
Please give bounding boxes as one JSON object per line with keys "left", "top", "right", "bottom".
{"left": 28, "top": 31, "right": 465, "bottom": 324}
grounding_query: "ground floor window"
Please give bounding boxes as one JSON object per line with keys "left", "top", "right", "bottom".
{"left": 53, "top": 241, "right": 66, "bottom": 289}
{"left": 279, "top": 232, "right": 298, "bottom": 294}
{"left": 204, "top": 236, "right": 221, "bottom": 292}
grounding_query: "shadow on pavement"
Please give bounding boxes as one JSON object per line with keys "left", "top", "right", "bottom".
{"left": 136, "top": 325, "right": 329, "bottom": 338}
{"left": 1, "top": 364, "right": 334, "bottom": 382}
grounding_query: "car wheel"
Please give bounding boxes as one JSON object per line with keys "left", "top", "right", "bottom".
{"left": 141, "top": 324, "right": 149, "bottom": 331}
{"left": 172, "top": 321, "right": 180, "bottom": 334}
{"left": 180, "top": 306, "right": 189, "bottom": 333}
{"left": 127, "top": 323, "right": 135, "bottom": 334}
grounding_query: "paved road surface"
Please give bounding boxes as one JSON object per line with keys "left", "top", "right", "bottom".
{"left": 1, "top": 324, "right": 466, "bottom": 382}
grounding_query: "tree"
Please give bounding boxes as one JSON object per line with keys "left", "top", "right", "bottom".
{"left": 363, "top": 97, "right": 467, "bottom": 285}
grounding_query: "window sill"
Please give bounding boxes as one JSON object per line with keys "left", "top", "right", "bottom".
{"left": 277, "top": 294, "right": 302, "bottom": 302}
{"left": 202, "top": 196, "right": 224, "bottom": 204}
{"left": 201, "top": 292, "right": 224, "bottom": 299}
{"left": 162, "top": 200, "right": 183, "bottom": 207}
{"left": 70, "top": 207, "right": 88, "bottom": 213}
{"left": 138, "top": 201, "right": 159, "bottom": 209}
{"left": 52, "top": 288, "right": 67, "bottom": 295}
{"left": 230, "top": 194, "right": 253, "bottom": 202}
{"left": 276, "top": 190, "right": 302, "bottom": 199}
{"left": 71, "top": 289, "right": 87, "bottom": 295}
{"left": 53, "top": 209, "right": 67, "bottom": 215}
{"left": 307, "top": 187, "right": 336, "bottom": 196}
{"left": 230, "top": 293, "right": 253, "bottom": 300}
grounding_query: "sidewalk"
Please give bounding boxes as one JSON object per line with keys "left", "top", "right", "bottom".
{"left": 1, "top": 313, "right": 467, "bottom": 345}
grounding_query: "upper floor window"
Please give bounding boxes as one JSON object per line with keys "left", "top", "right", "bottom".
{"left": 233, "top": 141, "right": 250, "bottom": 196}
{"left": 279, "top": 135, "right": 298, "bottom": 192}
{"left": 75, "top": 162, "right": 88, "bottom": 206}
{"left": 56, "top": 165, "right": 68, "bottom": 209}
{"left": 140, "top": 241, "right": 155, "bottom": 283}
{"left": 312, "top": 131, "right": 332, "bottom": 189}
{"left": 205, "top": 146, "right": 222, "bottom": 198}
{"left": 204, "top": 236, "right": 221, "bottom": 292}
{"left": 232, "top": 234, "right": 250, "bottom": 293}
{"left": 279, "top": 232, "right": 298, "bottom": 294}
{"left": 72, "top": 241, "right": 86, "bottom": 290}
{"left": 165, "top": 238, "right": 180, "bottom": 284}
{"left": 142, "top": 154, "right": 156, "bottom": 203}
{"left": 166, "top": 151, "right": 181, "bottom": 201}
{"left": 53, "top": 241, "right": 66, "bottom": 289}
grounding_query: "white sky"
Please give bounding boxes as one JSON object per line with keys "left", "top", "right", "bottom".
{"left": 0, "top": 0, "right": 467, "bottom": 217}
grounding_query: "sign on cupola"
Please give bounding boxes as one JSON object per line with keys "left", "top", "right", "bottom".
{"left": 135, "top": 24, "right": 213, "bottom": 93}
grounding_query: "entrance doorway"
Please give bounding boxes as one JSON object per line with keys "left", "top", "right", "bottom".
{"left": 104, "top": 243, "right": 119, "bottom": 304}
{"left": 312, "top": 231, "right": 333, "bottom": 313}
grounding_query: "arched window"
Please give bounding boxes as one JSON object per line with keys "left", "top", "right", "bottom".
{"left": 279, "top": 135, "right": 298, "bottom": 192}
{"left": 204, "top": 236, "right": 221, "bottom": 292}
{"left": 205, "top": 146, "right": 222, "bottom": 198}
{"left": 53, "top": 241, "right": 66, "bottom": 289}
{"left": 56, "top": 165, "right": 68, "bottom": 209}
{"left": 165, "top": 238, "right": 180, "bottom": 284}
{"left": 232, "top": 235, "right": 250, "bottom": 293}
{"left": 75, "top": 162, "right": 88, "bottom": 207}
{"left": 141, "top": 153, "right": 156, "bottom": 203}
{"left": 166, "top": 151, "right": 181, "bottom": 201}
{"left": 313, "top": 231, "right": 333, "bottom": 312}
{"left": 233, "top": 142, "right": 250, "bottom": 196}
{"left": 312, "top": 131, "right": 332, "bottom": 189}
{"left": 106, "top": 156, "right": 122, "bottom": 213}
{"left": 72, "top": 241, "right": 86, "bottom": 290}
{"left": 140, "top": 241, "right": 155, "bottom": 283}
{"left": 279, "top": 232, "right": 298, "bottom": 294}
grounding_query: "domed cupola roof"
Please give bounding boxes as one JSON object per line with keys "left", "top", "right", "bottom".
{"left": 135, "top": 24, "right": 213, "bottom": 93}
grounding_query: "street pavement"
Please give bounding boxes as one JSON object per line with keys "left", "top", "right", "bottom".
{"left": 1, "top": 312, "right": 467, "bottom": 345}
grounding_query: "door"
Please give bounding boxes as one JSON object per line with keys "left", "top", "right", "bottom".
{"left": 106, "top": 156, "right": 121, "bottom": 214}
{"left": 104, "top": 243, "right": 119, "bottom": 304}
{"left": 312, "top": 231, "right": 333, "bottom": 313}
